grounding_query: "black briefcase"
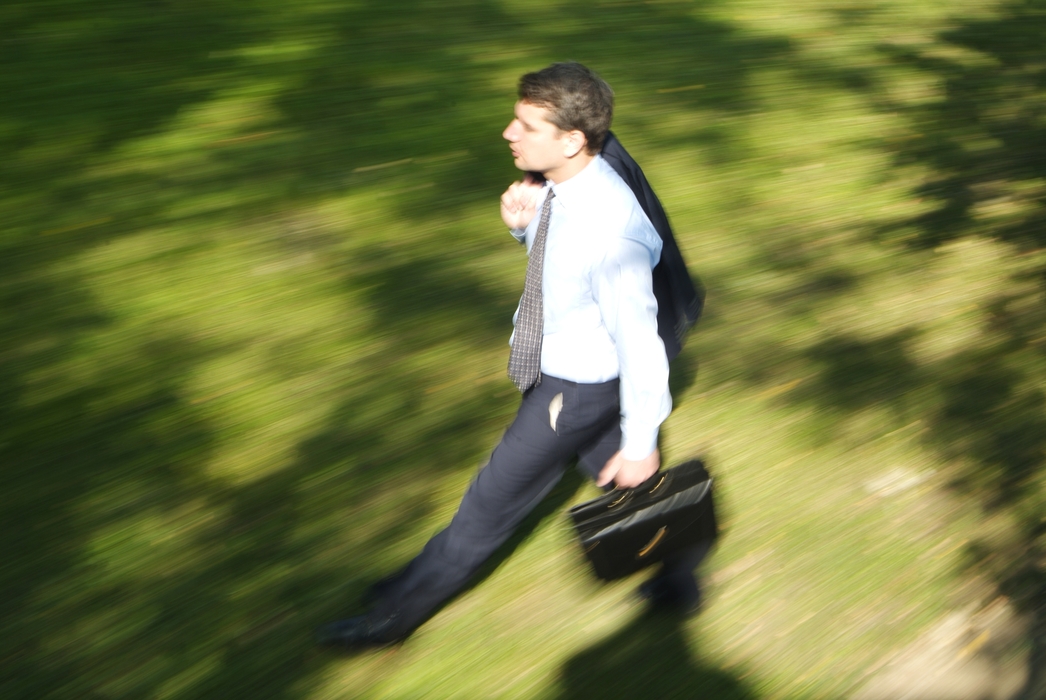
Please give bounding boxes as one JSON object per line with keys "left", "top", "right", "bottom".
{"left": 569, "top": 459, "right": 717, "bottom": 581}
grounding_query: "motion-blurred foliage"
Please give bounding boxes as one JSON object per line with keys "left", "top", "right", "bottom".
{"left": 2, "top": 0, "right": 1044, "bottom": 698}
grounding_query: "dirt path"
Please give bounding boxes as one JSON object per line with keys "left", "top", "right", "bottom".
{"left": 853, "top": 597, "right": 1029, "bottom": 700}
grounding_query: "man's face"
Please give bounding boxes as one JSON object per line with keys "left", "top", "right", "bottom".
{"left": 502, "top": 101, "right": 573, "bottom": 176}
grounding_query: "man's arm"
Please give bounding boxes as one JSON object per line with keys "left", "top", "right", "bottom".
{"left": 591, "top": 236, "right": 672, "bottom": 488}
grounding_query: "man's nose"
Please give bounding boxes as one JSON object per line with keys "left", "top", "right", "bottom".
{"left": 503, "top": 120, "right": 520, "bottom": 141}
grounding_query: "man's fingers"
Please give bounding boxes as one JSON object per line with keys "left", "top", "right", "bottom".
{"left": 615, "top": 472, "right": 645, "bottom": 488}
{"left": 501, "top": 181, "right": 535, "bottom": 214}
{"left": 500, "top": 180, "right": 542, "bottom": 229}
{"left": 597, "top": 451, "right": 623, "bottom": 487}
{"left": 501, "top": 182, "right": 521, "bottom": 209}
{"left": 599, "top": 449, "right": 660, "bottom": 488}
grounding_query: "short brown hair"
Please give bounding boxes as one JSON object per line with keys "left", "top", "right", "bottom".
{"left": 518, "top": 62, "right": 614, "bottom": 154}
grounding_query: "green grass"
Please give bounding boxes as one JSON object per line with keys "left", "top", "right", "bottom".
{"left": 3, "top": 0, "right": 1045, "bottom": 698}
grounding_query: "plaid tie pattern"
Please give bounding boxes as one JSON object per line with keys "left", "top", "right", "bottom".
{"left": 508, "top": 189, "right": 555, "bottom": 393}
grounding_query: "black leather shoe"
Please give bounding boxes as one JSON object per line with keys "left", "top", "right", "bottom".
{"left": 363, "top": 572, "right": 404, "bottom": 605}
{"left": 316, "top": 612, "right": 405, "bottom": 649}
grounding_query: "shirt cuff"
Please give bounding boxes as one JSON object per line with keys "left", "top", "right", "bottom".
{"left": 620, "top": 425, "right": 659, "bottom": 462}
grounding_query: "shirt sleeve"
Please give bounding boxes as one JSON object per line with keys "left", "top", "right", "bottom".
{"left": 592, "top": 236, "right": 672, "bottom": 460}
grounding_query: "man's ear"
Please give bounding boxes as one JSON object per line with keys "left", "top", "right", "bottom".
{"left": 563, "top": 129, "right": 588, "bottom": 158}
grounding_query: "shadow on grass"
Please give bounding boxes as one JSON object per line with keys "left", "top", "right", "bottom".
{"left": 556, "top": 610, "right": 758, "bottom": 700}
{"left": 874, "top": 1, "right": 1046, "bottom": 253}
{"left": 928, "top": 352, "right": 1046, "bottom": 700}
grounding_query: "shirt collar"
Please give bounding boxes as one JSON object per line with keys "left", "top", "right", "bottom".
{"left": 545, "top": 155, "right": 604, "bottom": 210}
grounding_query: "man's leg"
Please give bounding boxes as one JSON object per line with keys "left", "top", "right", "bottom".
{"left": 323, "top": 375, "right": 621, "bottom": 645}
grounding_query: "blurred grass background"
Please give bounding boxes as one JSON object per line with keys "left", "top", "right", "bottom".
{"left": 2, "top": 0, "right": 1045, "bottom": 698}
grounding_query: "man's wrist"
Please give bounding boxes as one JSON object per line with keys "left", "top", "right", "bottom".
{"left": 620, "top": 434, "right": 658, "bottom": 462}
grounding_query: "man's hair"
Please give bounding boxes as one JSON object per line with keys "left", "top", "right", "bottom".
{"left": 518, "top": 62, "right": 614, "bottom": 154}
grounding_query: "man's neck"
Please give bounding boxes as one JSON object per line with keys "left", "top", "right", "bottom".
{"left": 543, "top": 151, "right": 596, "bottom": 185}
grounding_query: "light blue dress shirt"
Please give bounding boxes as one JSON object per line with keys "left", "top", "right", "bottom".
{"left": 510, "top": 155, "right": 672, "bottom": 460}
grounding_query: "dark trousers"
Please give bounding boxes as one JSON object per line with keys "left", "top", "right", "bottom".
{"left": 374, "top": 375, "right": 699, "bottom": 636}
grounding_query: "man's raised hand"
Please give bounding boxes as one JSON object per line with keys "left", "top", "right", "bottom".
{"left": 500, "top": 177, "right": 544, "bottom": 230}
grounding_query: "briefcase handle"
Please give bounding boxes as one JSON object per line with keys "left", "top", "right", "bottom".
{"left": 606, "top": 469, "right": 673, "bottom": 510}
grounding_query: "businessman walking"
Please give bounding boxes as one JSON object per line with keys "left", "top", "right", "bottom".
{"left": 320, "top": 62, "right": 699, "bottom": 648}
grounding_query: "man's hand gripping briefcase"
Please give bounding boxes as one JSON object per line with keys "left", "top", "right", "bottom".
{"left": 569, "top": 459, "right": 717, "bottom": 581}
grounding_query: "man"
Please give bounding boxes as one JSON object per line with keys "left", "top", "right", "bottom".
{"left": 320, "top": 62, "right": 695, "bottom": 649}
